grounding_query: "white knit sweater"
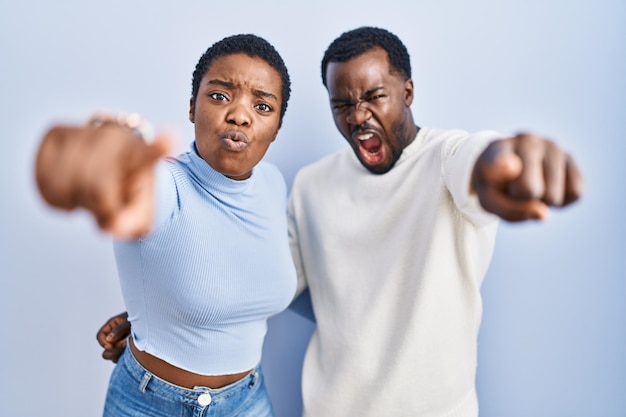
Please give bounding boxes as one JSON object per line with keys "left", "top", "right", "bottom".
{"left": 288, "top": 127, "right": 503, "bottom": 417}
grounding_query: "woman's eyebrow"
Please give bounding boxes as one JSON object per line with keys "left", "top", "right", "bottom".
{"left": 207, "top": 79, "right": 234, "bottom": 88}
{"left": 207, "top": 79, "right": 278, "bottom": 102}
{"left": 252, "top": 88, "right": 278, "bottom": 102}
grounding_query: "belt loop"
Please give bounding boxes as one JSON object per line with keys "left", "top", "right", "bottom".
{"left": 139, "top": 372, "right": 152, "bottom": 393}
{"left": 249, "top": 368, "right": 258, "bottom": 388}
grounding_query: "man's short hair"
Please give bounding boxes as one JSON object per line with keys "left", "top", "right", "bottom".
{"left": 192, "top": 34, "right": 291, "bottom": 122}
{"left": 321, "top": 26, "right": 411, "bottom": 87}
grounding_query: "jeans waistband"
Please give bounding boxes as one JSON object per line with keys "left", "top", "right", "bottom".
{"left": 120, "top": 345, "right": 261, "bottom": 404}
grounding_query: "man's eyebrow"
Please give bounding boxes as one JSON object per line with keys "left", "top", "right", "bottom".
{"left": 207, "top": 79, "right": 278, "bottom": 102}
{"left": 330, "top": 86, "right": 386, "bottom": 104}
{"left": 330, "top": 97, "right": 351, "bottom": 104}
{"left": 361, "top": 86, "right": 385, "bottom": 98}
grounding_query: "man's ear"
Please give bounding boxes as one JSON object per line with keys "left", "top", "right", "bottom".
{"left": 404, "top": 79, "right": 414, "bottom": 107}
{"left": 189, "top": 97, "right": 195, "bottom": 123}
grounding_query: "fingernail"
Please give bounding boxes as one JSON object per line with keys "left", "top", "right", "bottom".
{"left": 106, "top": 333, "right": 115, "bottom": 341}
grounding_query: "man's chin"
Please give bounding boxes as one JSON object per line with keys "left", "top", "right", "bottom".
{"left": 358, "top": 158, "right": 395, "bottom": 175}
{"left": 357, "top": 148, "right": 406, "bottom": 174}
{"left": 355, "top": 147, "right": 393, "bottom": 175}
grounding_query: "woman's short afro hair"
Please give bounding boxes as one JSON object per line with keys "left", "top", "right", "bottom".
{"left": 192, "top": 34, "right": 291, "bottom": 122}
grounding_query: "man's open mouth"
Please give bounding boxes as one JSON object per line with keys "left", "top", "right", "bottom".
{"left": 355, "top": 132, "right": 384, "bottom": 164}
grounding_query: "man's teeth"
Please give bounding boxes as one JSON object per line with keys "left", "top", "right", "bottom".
{"left": 357, "top": 133, "right": 373, "bottom": 141}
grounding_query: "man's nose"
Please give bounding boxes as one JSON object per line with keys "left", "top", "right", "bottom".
{"left": 346, "top": 103, "right": 371, "bottom": 126}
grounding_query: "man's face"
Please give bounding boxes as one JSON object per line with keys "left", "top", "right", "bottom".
{"left": 189, "top": 53, "right": 282, "bottom": 180}
{"left": 326, "top": 47, "right": 415, "bottom": 174}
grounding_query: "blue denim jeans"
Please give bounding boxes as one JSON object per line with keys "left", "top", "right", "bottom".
{"left": 103, "top": 346, "right": 274, "bottom": 417}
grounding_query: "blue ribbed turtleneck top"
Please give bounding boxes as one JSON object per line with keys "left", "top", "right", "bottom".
{"left": 113, "top": 142, "right": 297, "bottom": 375}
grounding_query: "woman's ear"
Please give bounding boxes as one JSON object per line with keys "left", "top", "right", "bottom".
{"left": 189, "top": 97, "right": 195, "bottom": 123}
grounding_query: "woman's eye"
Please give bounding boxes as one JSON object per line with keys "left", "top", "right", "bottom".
{"left": 209, "top": 92, "right": 227, "bottom": 101}
{"left": 256, "top": 103, "right": 272, "bottom": 112}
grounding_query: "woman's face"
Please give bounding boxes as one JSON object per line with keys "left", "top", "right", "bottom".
{"left": 189, "top": 53, "right": 283, "bottom": 180}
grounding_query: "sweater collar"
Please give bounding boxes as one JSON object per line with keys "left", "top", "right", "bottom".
{"left": 187, "top": 142, "right": 254, "bottom": 194}
{"left": 395, "top": 127, "right": 426, "bottom": 166}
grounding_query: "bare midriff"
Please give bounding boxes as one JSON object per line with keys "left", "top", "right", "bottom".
{"left": 129, "top": 337, "right": 251, "bottom": 389}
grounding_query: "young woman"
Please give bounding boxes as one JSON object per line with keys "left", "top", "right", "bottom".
{"left": 35, "top": 34, "right": 296, "bottom": 417}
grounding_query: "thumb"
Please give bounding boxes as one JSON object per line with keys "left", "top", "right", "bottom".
{"left": 474, "top": 139, "right": 549, "bottom": 222}
{"left": 142, "top": 132, "right": 174, "bottom": 166}
{"left": 474, "top": 140, "right": 523, "bottom": 189}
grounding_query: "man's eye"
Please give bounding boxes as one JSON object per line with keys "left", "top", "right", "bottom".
{"left": 332, "top": 103, "right": 350, "bottom": 110}
{"left": 369, "top": 95, "right": 384, "bottom": 101}
{"left": 209, "top": 92, "right": 227, "bottom": 101}
{"left": 256, "top": 103, "right": 272, "bottom": 112}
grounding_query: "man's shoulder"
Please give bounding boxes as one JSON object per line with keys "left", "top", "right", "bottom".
{"left": 296, "top": 148, "right": 351, "bottom": 177}
{"left": 290, "top": 149, "right": 351, "bottom": 196}
{"left": 421, "top": 127, "right": 471, "bottom": 142}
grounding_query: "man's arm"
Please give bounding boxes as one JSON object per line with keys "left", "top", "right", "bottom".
{"left": 96, "top": 312, "right": 131, "bottom": 363}
{"left": 472, "top": 133, "right": 584, "bottom": 221}
{"left": 35, "top": 116, "right": 172, "bottom": 238}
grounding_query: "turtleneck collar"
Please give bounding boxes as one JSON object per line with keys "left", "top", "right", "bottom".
{"left": 186, "top": 142, "right": 254, "bottom": 194}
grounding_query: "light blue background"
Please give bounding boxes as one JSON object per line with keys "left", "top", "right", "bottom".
{"left": 1, "top": 1, "right": 624, "bottom": 416}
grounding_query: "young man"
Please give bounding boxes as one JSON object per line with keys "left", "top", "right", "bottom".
{"left": 288, "top": 26, "right": 581, "bottom": 416}
{"left": 98, "top": 27, "right": 583, "bottom": 416}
